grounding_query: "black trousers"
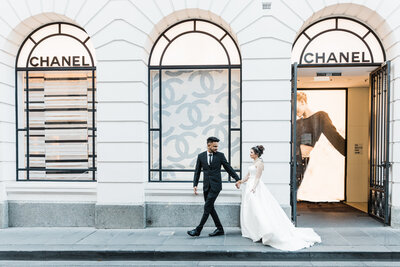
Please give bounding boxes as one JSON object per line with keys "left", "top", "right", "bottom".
{"left": 196, "top": 189, "right": 222, "bottom": 231}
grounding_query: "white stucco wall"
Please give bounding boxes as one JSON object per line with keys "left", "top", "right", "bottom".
{"left": 0, "top": 0, "right": 399, "bottom": 223}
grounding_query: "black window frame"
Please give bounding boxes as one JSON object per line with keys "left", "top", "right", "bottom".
{"left": 15, "top": 22, "right": 97, "bottom": 182}
{"left": 293, "top": 16, "right": 386, "bottom": 66}
{"left": 148, "top": 19, "right": 242, "bottom": 183}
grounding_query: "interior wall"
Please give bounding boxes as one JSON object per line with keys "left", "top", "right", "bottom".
{"left": 346, "top": 87, "right": 370, "bottom": 203}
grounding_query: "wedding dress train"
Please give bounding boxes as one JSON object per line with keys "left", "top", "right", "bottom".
{"left": 241, "top": 163, "right": 321, "bottom": 251}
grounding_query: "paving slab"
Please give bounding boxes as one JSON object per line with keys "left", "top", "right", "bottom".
{"left": 0, "top": 226, "right": 399, "bottom": 261}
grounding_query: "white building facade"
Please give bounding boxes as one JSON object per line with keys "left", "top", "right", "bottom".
{"left": 0, "top": 0, "right": 399, "bottom": 228}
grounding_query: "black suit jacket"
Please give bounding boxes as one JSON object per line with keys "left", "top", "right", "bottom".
{"left": 193, "top": 151, "right": 240, "bottom": 192}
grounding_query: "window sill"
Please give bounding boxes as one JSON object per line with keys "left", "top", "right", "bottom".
{"left": 5, "top": 180, "right": 97, "bottom": 202}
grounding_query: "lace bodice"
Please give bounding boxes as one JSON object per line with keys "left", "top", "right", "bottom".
{"left": 248, "top": 165, "right": 257, "bottom": 178}
{"left": 247, "top": 160, "right": 264, "bottom": 182}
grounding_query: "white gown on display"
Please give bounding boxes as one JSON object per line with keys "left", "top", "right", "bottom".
{"left": 240, "top": 163, "right": 321, "bottom": 251}
{"left": 297, "top": 134, "right": 345, "bottom": 202}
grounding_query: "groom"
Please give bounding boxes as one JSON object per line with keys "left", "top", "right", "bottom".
{"left": 187, "top": 136, "right": 241, "bottom": 237}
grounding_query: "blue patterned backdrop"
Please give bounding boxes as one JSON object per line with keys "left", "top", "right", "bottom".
{"left": 150, "top": 69, "right": 240, "bottom": 181}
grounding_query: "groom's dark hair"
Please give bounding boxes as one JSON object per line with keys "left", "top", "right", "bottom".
{"left": 207, "top": 136, "right": 220, "bottom": 144}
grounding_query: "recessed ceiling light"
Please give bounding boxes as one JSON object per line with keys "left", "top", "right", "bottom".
{"left": 314, "top": 76, "right": 330, "bottom": 81}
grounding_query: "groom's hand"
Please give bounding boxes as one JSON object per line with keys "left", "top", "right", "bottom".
{"left": 235, "top": 181, "right": 241, "bottom": 189}
{"left": 193, "top": 186, "right": 198, "bottom": 195}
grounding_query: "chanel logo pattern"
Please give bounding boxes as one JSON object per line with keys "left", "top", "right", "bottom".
{"left": 150, "top": 69, "right": 240, "bottom": 181}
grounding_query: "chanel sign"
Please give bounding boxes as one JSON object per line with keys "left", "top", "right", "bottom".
{"left": 17, "top": 23, "right": 96, "bottom": 68}
{"left": 303, "top": 52, "right": 371, "bottom": 64}
{"left": 292, "top": 17, "right": 385, "bottom": 65}
{"left": 29, "top": 56, "right": 91, "bottom": 67}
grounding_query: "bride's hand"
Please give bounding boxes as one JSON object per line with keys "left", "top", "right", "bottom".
{"left": 251, "top": 188, "right": 256, "bottom": 193}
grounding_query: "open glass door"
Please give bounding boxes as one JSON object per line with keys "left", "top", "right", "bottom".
{"left": 369, "top": 61, "right": 391, "bottom": 224}
{"left": 290, "top": 63, "right": 298, "bottom": 225}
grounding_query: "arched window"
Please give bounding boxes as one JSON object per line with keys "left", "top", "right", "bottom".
{"left": 148, "top": 19, "right": 241, "bottom": 182}
{"left": 15, "top": 22, "right": 97, "bottom": 181}
{"left": 292, "top": 17, "right": 385, "bottom": 65}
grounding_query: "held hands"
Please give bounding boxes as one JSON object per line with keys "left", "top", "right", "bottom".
{"left": 235, "top": 180, "right": 255, "bottom": 192}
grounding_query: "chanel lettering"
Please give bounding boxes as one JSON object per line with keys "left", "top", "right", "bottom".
{"left": 303, "top": 52, "right": 370, "bottom": 64}
{"left": 29, "top": 56, "right": 90, "bottom": 67}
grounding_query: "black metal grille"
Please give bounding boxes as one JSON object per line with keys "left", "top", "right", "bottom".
{"left": 369, "top": 62, "right": 391, "bottom": 224}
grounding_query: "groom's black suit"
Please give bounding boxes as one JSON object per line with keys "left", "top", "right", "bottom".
{"left": 193, "top": 151, "right": 240, "bottom": 231}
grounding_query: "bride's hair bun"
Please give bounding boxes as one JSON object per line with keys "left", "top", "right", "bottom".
{"left": 257, "top": 145, "right": 265, "bottom": 155}
{"left": 252, "top": 145, "right": 265, "bottom": 157}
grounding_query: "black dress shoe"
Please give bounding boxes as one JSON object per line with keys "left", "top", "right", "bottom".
{"left": 187, "top": 229, "right": 201, "bottom": 237}
{"left": 209, "top": 228, "right": 224, "bottom": 237}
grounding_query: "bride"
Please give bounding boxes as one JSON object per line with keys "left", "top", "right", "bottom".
{"left": 237, "top": 145, "right": 321, "bottom": 251}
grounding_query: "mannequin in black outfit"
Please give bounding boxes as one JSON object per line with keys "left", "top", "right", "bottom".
{"left": 296, "top": 92, "right": 346, "bottom": 187}
{"left": 187, "top": 137, "right": 241, "bottom": 237}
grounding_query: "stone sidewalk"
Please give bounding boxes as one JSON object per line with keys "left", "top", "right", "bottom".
{"left": 0, "top": 226, "right": 400, "bottom": 261}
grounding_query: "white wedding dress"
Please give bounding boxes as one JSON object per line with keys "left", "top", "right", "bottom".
{"left": 240, "top": 161, "right": 321, "bottom": 251}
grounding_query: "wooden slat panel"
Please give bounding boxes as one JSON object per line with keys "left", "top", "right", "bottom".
{"left": 23, "top": 71, "right": 96, "bottom": 180}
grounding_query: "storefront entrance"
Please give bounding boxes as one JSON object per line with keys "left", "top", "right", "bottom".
{"left": 290, "top": 16, "right": 390, "bottom": 226}
{"left": 290, "top": 63, "right": 391, "bottom": 226}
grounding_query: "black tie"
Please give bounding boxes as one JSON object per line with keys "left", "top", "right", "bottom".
{"left": 209, "top": 154, "right": 213, "bottom": 165}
